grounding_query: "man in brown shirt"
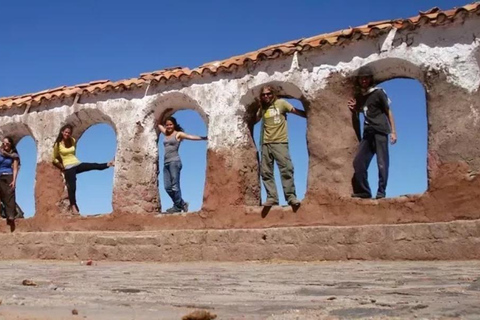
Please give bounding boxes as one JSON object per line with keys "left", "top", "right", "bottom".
{"left": 256, "top": 86, "right": 306, "bottom": 207}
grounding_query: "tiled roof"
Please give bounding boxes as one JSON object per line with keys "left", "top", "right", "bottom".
{"left": 1, "top": 2, "right": 479, "bottom": 110}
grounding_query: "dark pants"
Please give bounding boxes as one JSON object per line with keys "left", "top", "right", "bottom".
{"left": 261, "top": 143, "right": 297, "bottom": 203}
{"left": 0, "top": 175, "right": 16, "bottom": 219}
{"left": 352, "top": 130, "right": 389, "bottom": 198}
{"left": 64, "top": 163, "right": 109, "bottom": 207}
{"left": 163, "top": 161, "right": 185, "bottom": 209}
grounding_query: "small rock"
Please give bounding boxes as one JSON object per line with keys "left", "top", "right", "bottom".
{"left": 86, "top": 260, "right": 93, "bottom": 266}
{"left": 412, "top": 304, "right": 429, "bottom": 310}
{"left": 72, "top": 308, "right": 79, "bottom": 315}
{"left": 22, "top": 280, "right": 37, "bottom": 286}
{"left": 0, "top": 299, "right": 2, "bottom": 305}
{"left": 182, "top": 310, "right": 217, "bottom": 320}
{"left": 327, "top": 296, "right": 337, "bottom": 301}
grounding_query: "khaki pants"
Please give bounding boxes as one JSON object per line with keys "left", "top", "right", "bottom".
{"left": 261, "top": 143, "right": 297, "bottom": 203}
{"left": 0, "top": 175, "right": 16, "bottom": 219}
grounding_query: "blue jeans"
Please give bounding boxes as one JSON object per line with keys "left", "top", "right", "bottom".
{"left": 352, "top": 130, "right": 389, "bottom": 198}
{"left": 163, "top": 161, "right": 184, "bottom": 209}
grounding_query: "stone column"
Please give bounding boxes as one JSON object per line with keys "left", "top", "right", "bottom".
{"left": 305, "top": 77, "right": 359, "bottom": 199}
{"left": 112, "top": 115, "right": 160, "bottom": 214}
{"left": 34, "top": 131, "right": 71, "bottom": 218}
{"left": 202, "top": 105, "right": 260, "bottom": 211}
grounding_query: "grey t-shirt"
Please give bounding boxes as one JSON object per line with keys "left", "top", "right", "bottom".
{"left": 355, "top": 88, "right": 391, "bottom": 135}
{"left": 163, "top": 134, "right": 181, "bottom": 163}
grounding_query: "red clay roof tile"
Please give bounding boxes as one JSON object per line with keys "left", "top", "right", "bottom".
{"left": 1, "top": 2, "right": 478, "bottom": 110}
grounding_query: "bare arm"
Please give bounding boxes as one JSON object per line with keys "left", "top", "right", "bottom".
{"left": 387, "top": 108, "right": 397, "bottom": 144}
{"left": 10, "top": 159, "right": 19, "bottom": 189}
{"left": 255, "top": 105, "right": 263, "bottom": 122}
{"left": 52, "top": 144, "right": 65, "bottom": 171}
{"left": 157, "top": 123, "right": 167, "bottom": 135}
{"left": 290, "top": 108, "right": 306, "bottom": 118}
{"left": 177, "top": 132, "right": 207, "bottom": 141}
{"left": 348, "top": 98, "right": 362, "bottom": 142}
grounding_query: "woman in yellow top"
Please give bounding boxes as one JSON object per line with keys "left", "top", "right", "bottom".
{"left": 52, "top": 124, "right": 114, "bottom": 214}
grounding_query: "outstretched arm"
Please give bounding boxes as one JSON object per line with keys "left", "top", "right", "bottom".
{"left": 290, "top": 108, "right": 306, "bottom": 118}
{"left": 177, "top": 132, "right": 207, "bottom": 141}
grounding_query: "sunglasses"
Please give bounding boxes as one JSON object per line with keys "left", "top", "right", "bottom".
{"left": 261, "top": 92, "right": 273, "bottom": 97}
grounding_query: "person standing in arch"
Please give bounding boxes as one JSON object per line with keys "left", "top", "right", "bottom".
{"left": 158, "top": 116, "right": 207, "bottom": 214}
{"left": 348, "top": 66, "right": 397, "bottom": 199}
{"left": 52, "top": 124, "right": 115, "bottom": 214}
{"left": 256, "top": 86, "right": 306, "bottom": 208}
{"left": 0, "top": 136, "right": 20, "bottom": 228}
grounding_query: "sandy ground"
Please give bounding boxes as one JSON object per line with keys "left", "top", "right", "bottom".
{"left": 0, "top": 260, "right": 479, "bottom": 319}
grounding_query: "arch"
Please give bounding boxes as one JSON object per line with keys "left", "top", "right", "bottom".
{"left": 0, "top": 122, "right": 37, "bottom": 145}
{"left": 241, "top": 81, "right": 310, "bottom": 206}
{"left": 55, "top": 110, "right": 118, "bottom": 216}
{"left": 151, "top": 91, "right": 209, "bottom": 126}
{"left": 151, "top": 92, "right": 209, "bottom": 213}
{"left": 343, "top": 59, "right": 429, "bottom": 198}
{"left": 61, "top": 109, "right": 117, "bottom": 141}
{"left": 0, "top": 122, "right": 38, "bottom": 218}
{"left": 348, "top": 58, "right": 427, "bottom": 85}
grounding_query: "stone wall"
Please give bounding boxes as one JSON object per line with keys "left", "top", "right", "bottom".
{"left": 1, "top": 13, "right": 480, "bottom": 232}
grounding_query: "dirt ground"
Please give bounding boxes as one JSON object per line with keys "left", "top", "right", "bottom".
{"left": 0, "top": 260, "right": 479, "bottom": 319}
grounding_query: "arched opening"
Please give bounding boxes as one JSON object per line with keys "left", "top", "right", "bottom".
{"left": 243, "top": 82, "right": 309, "bottom": 206}
{"left": 350, "top": 60, "right": 428, "bottom": 198}
{"left": 61, "top": 110, "right": 117, "bottom": 216}
{"left": 75, "top": 123, "right": 116, "bottom": 215}
{"left": 0, "top": 123, "right": 37, "bottom": 218}
{"left": 157, "top": 110, "right": 207, "bottom": 213}
{"left": 361, "top": 79, "right": 428, "bottom": 197}
{"left": 152, "top": 92, "right": 208, "bottom": 213}
{"left": 15, "top": 136, "right": 37, "bottom": 218}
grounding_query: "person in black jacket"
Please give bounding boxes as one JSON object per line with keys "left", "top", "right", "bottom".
{"left": 347, "top": 66, "right": 397, "bottom": 199}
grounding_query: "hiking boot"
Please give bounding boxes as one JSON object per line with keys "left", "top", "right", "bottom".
{"left": 375, "top": 194, "right": 386, "bottom": 200}
{"left": 182, "top": 202, "right": 189, "bottom": 213}
{"left": 288, "top": 198, "right": 301, "bottom": 208}
{"left": 262, "top": 199, "right": 279, "bottom": 207}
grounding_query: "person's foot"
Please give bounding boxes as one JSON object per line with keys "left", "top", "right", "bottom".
{"left": 70, "top": 205, "right": 80, "bottom": 215}
{"left": 6, "top": 218, "right": 15, "bottom": 232}
{"left": 262, "top": 199, "right": 279, "bottom": 207}
{"left": 182, "top": 202, "right": 189, "bottom": 213}
{"left": 351, "top": 193, "right": 372, "bottom": 199}
{"left": 375, "top": 194, "right": 386, "bottom": 199}
{"left": 165, "top": 207, "right": 182, "bottom": 214}
{"left": 288, "top": 198, "right": 301, "bottom": 209}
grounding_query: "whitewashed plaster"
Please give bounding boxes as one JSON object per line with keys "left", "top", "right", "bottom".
{"left": 0, "top": 16, "right": 479, "bottom": 158}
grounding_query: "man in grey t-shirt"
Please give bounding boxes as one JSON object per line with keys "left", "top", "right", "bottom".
{"left": 347, "top": 66, "right": 397, "bottom": 199}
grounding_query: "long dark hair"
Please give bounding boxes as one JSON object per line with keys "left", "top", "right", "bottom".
{"left": 259, "top": 85, "right": 278, "bottom": 107}
{"left": 3, "top": 136, "right": 18, "bottom": 154}
{"left": 55, "top": 124, "right": 73, "bottom": 145}
{"left": 164, "top": 116, "right": 184, "bottom": 132}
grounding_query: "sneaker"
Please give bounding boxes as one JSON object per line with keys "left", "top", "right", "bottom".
{"left": 375, "top": 194, "right": 386, "bottom": 199}
{"left": 182, "top": 202, "right": 189, "bottom": 213}
{"left": 351, "top": 193, "right": 372, "bottom": 199}
{"left": 165, "top": 207, "right": 181, "bottom": 214}
{"left": 262, "top": 199, "right": 279, "bottom": 207}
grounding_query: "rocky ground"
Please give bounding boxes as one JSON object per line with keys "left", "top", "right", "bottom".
{"left": 0, "top": 260, "right": 479, "bottom": 319}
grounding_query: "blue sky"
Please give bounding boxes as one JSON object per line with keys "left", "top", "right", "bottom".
{"left": 1, "top": 0, "right": 467, "bottom": 216}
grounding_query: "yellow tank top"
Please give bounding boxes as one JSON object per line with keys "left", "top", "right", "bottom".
{"left": 52, "top": 138, "right": 81, "bottom": 167}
